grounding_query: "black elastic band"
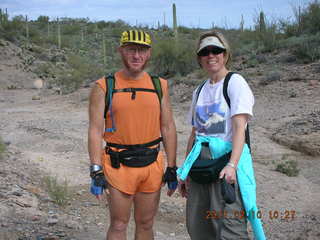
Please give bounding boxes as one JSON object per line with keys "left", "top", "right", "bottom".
{"left": 113, "top": 88, "right": 157, "bottom": 93}
{"left": 107, "top": 137, "right": 162, "bottom": 150}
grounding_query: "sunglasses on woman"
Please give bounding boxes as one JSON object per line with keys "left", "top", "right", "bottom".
{"left": 198, "top": 47, "right": 225, "bottom": 57}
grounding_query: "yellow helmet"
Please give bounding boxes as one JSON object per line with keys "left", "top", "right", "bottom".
{"left": 120, "top": 30, "right": 152, "bottom": 47}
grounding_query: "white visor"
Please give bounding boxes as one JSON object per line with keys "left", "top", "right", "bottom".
{"left": 197, "top": 36, "right": 226, "bottom": 53}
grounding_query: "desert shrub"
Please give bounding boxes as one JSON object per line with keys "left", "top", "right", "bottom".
{"left": 43, "top": 176, "right": 70, "bottom": 206}
{"left": 0, "top": 15, "right": 25, "bottom": 41}
{"left": 300, "top": 0, "right": 320, "bottom": 34}
{"left": 151, "top": 37, "right": 197, "bottom": 78}
{"left": 285, "top": 33, "right": 320, "bottom": 63}
{"left": 34, "top": 62, "right": 53, "bottom": 78}
{"left": 260, "top": 71, "right": 281, "bottom": 86}
{"left": 0, "top": 136, "right": 6, "bottom": 159}
{"left": 275, "top": 160, "right": 300, "bottom": 177}
{"left": 53, "top": 53, "right": 103, "bottom": 93}
{"left": 61, "top": 23, "right": 81, "bottom": 35}
{"left": 280, "top": 1, "right": 320, "bottom": 37}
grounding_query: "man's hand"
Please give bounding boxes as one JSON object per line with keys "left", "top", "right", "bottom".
{"left": 90, "top": 170, "right": 107, "bottom": 200}
{"left": 163, "top": 166, "right": 178, "bottom": 196}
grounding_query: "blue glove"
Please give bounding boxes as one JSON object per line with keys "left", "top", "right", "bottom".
{"left": 90, "top": 171, "right": 107, "bottom": 196}
{"left": 163, "top": 166, "right": 178, "bottom": 190}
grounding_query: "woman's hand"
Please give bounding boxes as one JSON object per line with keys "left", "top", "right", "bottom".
{"left": 178, "top": 178, "right": 189, "bottom": 198}
{"left": 219, "top": 165, "right": 236, "bottom": 184}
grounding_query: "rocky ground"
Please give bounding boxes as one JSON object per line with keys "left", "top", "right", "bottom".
{"left": 0, "top": 39, "right": 320, "bottom": 240}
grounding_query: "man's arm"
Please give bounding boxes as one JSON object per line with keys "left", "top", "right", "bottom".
{"left": 88, "top": 84, "right": 105, "bottom": 166}
{"left": 160, "top": 83, "right": 177, "bottom": 168}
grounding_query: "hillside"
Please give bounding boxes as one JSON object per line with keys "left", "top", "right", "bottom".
{"left": 0, "top": 32, "right": 320, "bottom": 240}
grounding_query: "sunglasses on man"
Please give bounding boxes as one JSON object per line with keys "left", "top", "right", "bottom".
{"left": 198, "top": 47, "right": 226, "bottom": 57}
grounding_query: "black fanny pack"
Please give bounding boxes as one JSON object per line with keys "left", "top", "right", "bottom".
{"left": 189, "top": 142, "right": 231, "bottom": 184}
{"left": 106, "top": 146, "right": 159, "bottom": 168}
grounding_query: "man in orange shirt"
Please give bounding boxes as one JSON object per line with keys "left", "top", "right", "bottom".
{"left": 88, "top": 30, "right": 177, "bottom": 240}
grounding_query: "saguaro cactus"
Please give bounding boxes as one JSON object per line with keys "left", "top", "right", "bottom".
{"left": 102, "top": 32, "right": 107, "bottom": 67}
{"left": 240, "top": 15, "right": 244, "bottom": 32}
{"left": 47, "top": 21, "right": 50, "bottom": 38}
{"left": 57, "top": 18, "right": 61, "bottom": 49}
{"left": 172, "top": 3, "right": 178, "bottom": 38}
{"left": 25, "top": 15, "right": 29, "bottom": 42}
{"left": 259, "top": 11, "right": 266, "bottom": 33}
{"left": 0, "top": 8, "right": 8, "bottom": 25}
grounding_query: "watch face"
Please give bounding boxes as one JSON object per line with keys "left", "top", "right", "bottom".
{"left": 90, "top": 164, "right": 102, "bottom": 173}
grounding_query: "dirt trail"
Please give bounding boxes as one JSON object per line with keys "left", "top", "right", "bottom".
{"left": 1, "top": 87, "right": 320, "bottom": 240}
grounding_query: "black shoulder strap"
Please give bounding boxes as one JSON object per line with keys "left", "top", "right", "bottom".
{"left": 195, "top": 80, "right": 207, "bottom": 103}
{"left": 223, "top": 72, "right": 251, "bottom": 151}
{"left": 222, "top": 72, "right": 234, "bottom": 108}
{"left": 191, "top": 79, "right": 207, "bottom": 125}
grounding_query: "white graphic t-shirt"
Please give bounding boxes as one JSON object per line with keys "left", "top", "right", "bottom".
{"left": 189, "top": 73, "right": 254, "bottom": 142}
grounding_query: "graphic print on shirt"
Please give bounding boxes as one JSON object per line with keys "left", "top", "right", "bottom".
{"left": 195, "top": 100, "right": 228, "bottom": 135}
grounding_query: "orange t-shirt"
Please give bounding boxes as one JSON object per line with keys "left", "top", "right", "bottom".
{"left": 95, "top": 71, "right": 168, "bottom": 194}
{"left": 96, "top": 71, "right": 168, "bottom": 145}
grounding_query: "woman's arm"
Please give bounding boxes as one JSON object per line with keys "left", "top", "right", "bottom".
{"left": 219, "top": 113, "right": 248, "bottom": 183}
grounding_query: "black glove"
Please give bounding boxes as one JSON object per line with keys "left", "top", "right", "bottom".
{"left": 163, "top": 166, "right": 178, "bottom": 190}
{"left": 90, "top": 170, "right": 107, "bottom": 195}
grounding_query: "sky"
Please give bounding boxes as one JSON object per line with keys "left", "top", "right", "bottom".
{"left": 0, "top": 0, "right": 312, "bottom": 29}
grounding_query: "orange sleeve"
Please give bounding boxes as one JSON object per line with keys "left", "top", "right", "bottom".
{"left": 95, "top": 77, "right": 107, "bottom": 93}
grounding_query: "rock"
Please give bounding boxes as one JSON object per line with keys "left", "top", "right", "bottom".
{"left": 32, "top": 95, "right": 41, "bottom": 100}
{"left": 47, "top": 216, "right": 59, "bottom": 225}
{"left": 309, "top": 80, "right": 318, "bottom": 87}
{"left": 33, "top": 79, "right": 44, "bottom": 89}
{"left": 260, "top": 71, "right": 281, "bottom": 86}
{"left": 32, "top": 215, "right": 41, "bottom": 221}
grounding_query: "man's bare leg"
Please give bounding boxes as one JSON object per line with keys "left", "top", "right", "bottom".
{"left": 133, "top": 190, "right": 161, "bottom": 240}
{"left": 106, "top": 185, "right": 133, "bottom": 240}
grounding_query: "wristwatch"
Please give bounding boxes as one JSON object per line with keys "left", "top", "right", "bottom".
{"left": 90, "top": 164, "right": 103, "bottom": 178}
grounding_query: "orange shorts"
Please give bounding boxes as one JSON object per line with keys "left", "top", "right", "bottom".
{"left": 102, "top": 150, "right": 165, "bottom": 195}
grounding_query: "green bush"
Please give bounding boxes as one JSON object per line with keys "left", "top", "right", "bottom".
{"left": 300, "top": 0, "right": 320, "bottom": 34}
{"left": 0, "top": 15, "right": 25, "bottom": 41}
{"left": 280, "top": 1, "right": 320, "bottom": 36}
{"left": 293, "top": 42, "right": 320, "bottom": 63}
{"left": 43, "top": 176, "right": 70, "bottom": 206}
{"left": 275, "top": 160, "right": 300, "bottom": 177}
{"left": 52, "top": 53, "right": 104, "bottom": 93}
{"left": 0, "top": 136, "right": 6, "bottom": 159}
{"left": 284, "top": 33, "right": 320, "bottom": 63}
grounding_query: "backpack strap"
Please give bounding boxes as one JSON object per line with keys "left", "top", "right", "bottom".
{"left": 222, "top": 72, "right": 251, "bottom": 151}
{"left": 103, "top": 73, "right": 163, "bottom": 133}
{"left": 104, "top": 73, "right": 116, "bottom": 132}
{"left": 150, "top": 75, "right": 163, "bottom": 106}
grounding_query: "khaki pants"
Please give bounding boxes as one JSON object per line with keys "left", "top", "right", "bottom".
{"left": 186, "top": 179, "right": 250, "bottom": 240}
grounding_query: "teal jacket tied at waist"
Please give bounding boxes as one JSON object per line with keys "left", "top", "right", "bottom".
{"left": 177, "top": 135, "right": 266, "bottom": 240}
